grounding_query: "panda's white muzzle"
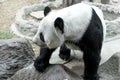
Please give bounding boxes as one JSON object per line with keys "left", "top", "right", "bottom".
{"left": 32, "top": 36, "right": 46, "bottom": 47}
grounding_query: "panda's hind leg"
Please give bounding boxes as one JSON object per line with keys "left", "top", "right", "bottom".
{"left": 59, "top": 44, "right": 71, "bottom": 61}
{"left": 82, "top": 46, "right": 101, "bottom": 80}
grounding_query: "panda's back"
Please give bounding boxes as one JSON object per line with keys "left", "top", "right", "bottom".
{"left": 56, "top": 3, "right": 93, "bottom": 21}
{"left": 48, "top": 3, "right": 92, "bottom": 21}
{"left": 45, "top": 3, "right": 105, "bottom": 42}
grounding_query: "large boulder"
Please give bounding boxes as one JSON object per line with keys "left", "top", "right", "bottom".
{"left": 8, "top": 64, "right": 81, "bottom": 80}
{"left": 0, "top": 38, "right": 35, "bottom": 80}
{"left": 7, "top": 54, "right": 120, "bottom": 80}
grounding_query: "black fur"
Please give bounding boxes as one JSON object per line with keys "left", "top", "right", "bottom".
{"left": 54, "top": 17, "right": 64, "bottom": 34}
{"left": 34, "top": 45, "right": 71, "bottom": 72}
{"left": 44, "top": 6, "right": 51, "bottom": 16}
{"left": 78, "top": 8, "right": 103, "bottom": 80}
{"left": 39, "top": 33, "right": 45, "bottom": 42}
{"left": 34, "top": 47, "right": 55, "bottom": 72}
{"left": 59, "top": 44, "right": 71, "bottom": 61}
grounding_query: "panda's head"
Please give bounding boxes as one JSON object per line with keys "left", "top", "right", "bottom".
{"left": 32, "top": 7, "right": 65, "bottom": 49}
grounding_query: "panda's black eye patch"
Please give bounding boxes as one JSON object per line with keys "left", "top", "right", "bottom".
{"left": 40, "top": 33, "right": 45, "bottom": 42}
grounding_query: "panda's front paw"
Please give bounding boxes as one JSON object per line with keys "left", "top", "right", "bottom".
{"left": 34, "top": 57, "right": 49, "bottom": 72}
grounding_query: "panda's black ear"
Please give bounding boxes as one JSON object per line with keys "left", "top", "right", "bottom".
{"left": 54, "top": 17, "right": 64, "bottom": 34}
{"left": 44, "top": 6, "right": 51, "bottom": 16}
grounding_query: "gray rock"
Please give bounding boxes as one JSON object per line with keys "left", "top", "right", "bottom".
{"left": 11, "top": 0, "right": 63, "bottom": 39}
{"left": 101, "top": 0, "right": 110, "bottom": 4}
{"left": 106, "top": 17, "right": 120, "bottom": 38}
{"left": 8, "top": 64, "right": 81, "bottom": 80}
{"left": 88, "top": 2, "right": 120, "bottom": 15}
{"left": 7, "top": 54, "right": 120, "bottom": 80}
{"left": 99, "top": 53, "right": 120, "bottom": 76}
{"left": 98, "top": 53, "right": 120, "bottom": 80}
{"left": 0, "top": 38, "right": 35, "bottom": 80}
{"left": 112, "top": 0, "right": 119, "bottom": 3}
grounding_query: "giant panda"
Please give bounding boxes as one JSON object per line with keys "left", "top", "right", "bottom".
{"left": 32, "top": 3, "right": 106, "bottom": 80}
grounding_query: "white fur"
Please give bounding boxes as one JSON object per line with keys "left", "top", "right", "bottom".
{"left": 65, "top": 43, "right": 80, "bottom": 50}
{"left": 33, "top": 3, "right": 106, "bottom": 49}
